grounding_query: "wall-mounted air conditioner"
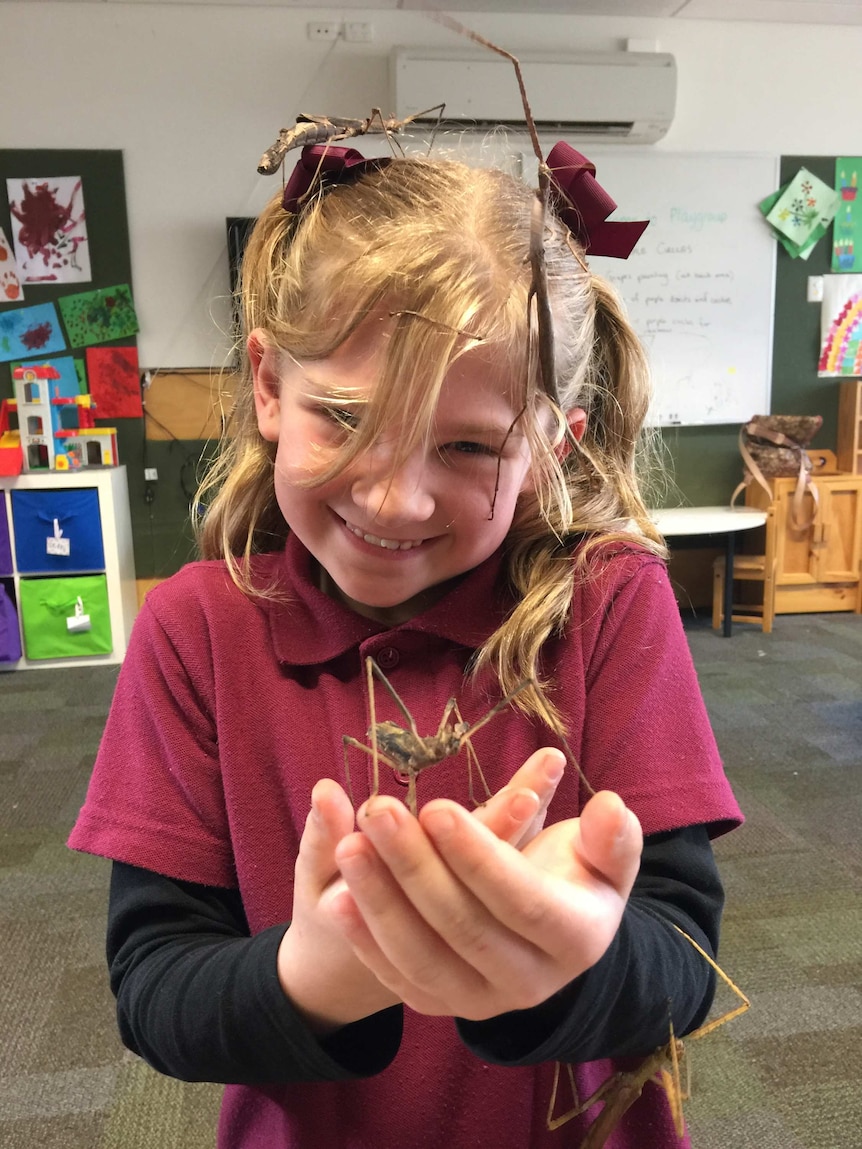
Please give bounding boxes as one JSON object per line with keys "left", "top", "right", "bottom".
{"left": 390, "top": 48, "right": 677, "bottom": 145}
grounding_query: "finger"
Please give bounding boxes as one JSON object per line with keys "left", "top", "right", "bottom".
{"left": 339, "top": 799, "right": 545, "bottom": 1010}
{"left": 296, "top": 779, "right": 356, "bottom": 897}
{"left": 333, "top": 814, "right": 495, "bottom": 1013}
{"left": 473, "top": 747, "right": 565, "bottom": 846}
{"left": 575, "top": 790, "right": 643, "bottom": 900}
{"left": 421, "top": 800, "right": 621, "bottom": 967}
{"left": 357, "top": 799, "right": 564, "bottom": 986}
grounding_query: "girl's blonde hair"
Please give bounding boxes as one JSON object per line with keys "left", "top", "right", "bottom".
{"left": 196, "top": 155, "right": 666, "bottom": 724}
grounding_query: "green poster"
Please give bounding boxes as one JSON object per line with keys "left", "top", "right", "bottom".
{"left": 832, "top": 157, "right": 862, "bottom": 272}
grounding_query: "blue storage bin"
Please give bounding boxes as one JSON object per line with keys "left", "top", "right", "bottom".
{"left": 0, "top": 492, "right": 12, "bottom": 576}
{"left": 11, "top": 488, "right": 105, "bottom": 574}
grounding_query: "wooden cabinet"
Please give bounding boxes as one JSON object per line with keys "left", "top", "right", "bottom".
{"left": 0, "top": 467, "right": 138, "bottom": 670}
{"left": 837, "top": 379, "right": 862, "bottom": 475}
{"left": 745, "top": 472, "right": 862, "bottom": 614}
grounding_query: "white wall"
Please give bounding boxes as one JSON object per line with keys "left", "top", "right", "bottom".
{"left": 3, "top": 2, "right": 859, "bottom": 367}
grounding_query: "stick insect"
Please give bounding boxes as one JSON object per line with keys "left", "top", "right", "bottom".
{"left": 546, "top": 924, "right": 751, "bottom": 1147}
{"left": 257, "top": 106, "right": 445, "bottom": 176}
{"left": 343, "top": 656, "right": 538, "bottom": 816}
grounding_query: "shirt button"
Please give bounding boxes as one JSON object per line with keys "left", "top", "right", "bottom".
{"left": 376, "top": 647, "right": 400, "bottom": 670}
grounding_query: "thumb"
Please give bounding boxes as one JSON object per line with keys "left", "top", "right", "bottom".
{"left": 577, "top": 790, "right": 643, "bottom": 900}
{"left": 296, "top": 779, "right": 356, "bottom": 896}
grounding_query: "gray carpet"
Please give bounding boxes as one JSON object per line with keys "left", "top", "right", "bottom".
{"left": 1, "top": 610, "right": 860, "bottom": 1149}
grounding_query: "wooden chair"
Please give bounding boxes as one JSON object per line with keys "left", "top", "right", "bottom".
{"left": 712, "top": 506, "right": 777, "bottom": 633}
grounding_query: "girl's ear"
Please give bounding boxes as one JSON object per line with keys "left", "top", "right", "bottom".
{"left": 249, "top": 328, "right": 281, "bottom": 443}
{"left": 555, "top": 407, "right": 587, "bottom": 459}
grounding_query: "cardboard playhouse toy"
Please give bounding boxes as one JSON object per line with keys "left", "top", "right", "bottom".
{"left": 0, "top": 364, "right": 118, "bottom": 475}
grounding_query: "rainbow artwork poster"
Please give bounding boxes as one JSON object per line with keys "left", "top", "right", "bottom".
{"left": 818, "top": 274, "right": 862, "bottom": 376}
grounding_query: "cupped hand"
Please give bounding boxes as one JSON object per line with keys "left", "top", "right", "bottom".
{"left": 276, "top": 777, "right": 401, "bottom": 1035}
{"left": 331, "top": 781, "right": 643, "bottom": 1022}
{"left": 276, "top": 749, "right": 564, "bottom": 1033}
{"left": 277, "top": 749, "right": 568, "bottom": 1032}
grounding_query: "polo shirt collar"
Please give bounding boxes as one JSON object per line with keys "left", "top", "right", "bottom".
{"left": 260, "top": 533, "right": 509, "bottom": 667}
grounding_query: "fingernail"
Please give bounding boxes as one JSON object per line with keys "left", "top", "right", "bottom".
{"left": 510, "top": 790, "right": 540, "bottom": 822}
{"left": 615, "top": 807, "right": 637, "bottom": 843}
{"left": 363, "top": 804, "right": 397, "bottom": 839}
{"left": 545, "top": 751, "right": 566, "bottom": 783}
{"left": 424, "top": 807, "right": 456, "bottom": 838}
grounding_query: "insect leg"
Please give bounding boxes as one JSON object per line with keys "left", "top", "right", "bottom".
{"left": 366, "top": 657, "right": 421, "bottom": 736}
{"left": 670, "top": 924, "right": 751, "bottom": 1038}
{"left": 367, "top": 655, "right": 380, "bottom": 802}
{"left": 451, "top": 700, "right": 492, "bottom": 807}
{"left": 460, "top": 677, "right": 536, "bottom": 740}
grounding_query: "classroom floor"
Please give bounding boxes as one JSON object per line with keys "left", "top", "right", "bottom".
{"left": 1, "top": 610, "right": 860, "bottom": 1149}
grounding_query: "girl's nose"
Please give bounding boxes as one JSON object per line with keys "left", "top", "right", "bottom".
{"left": 350, "top": 445, "right": 436, "bottom": 525}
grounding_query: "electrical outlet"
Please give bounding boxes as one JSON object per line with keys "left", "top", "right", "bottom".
{"left": 307, "top": 21, "right": 341, "bottom": 41}
{"left": 344, "top": 21, "right": 373, "bottom": 42}
{"left": 144, "top": 468, "right": 158, "bottom": 481}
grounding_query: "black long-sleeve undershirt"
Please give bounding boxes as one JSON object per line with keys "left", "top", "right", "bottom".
{"left": 107, "top": 825, "right": 724, "bottom": 1085}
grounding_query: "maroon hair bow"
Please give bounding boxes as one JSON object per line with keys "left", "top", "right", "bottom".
{"left": 281, "top": 144, "right": 391, "bottom": 213}
{"left": 545, "top": 141, "right": 648, "bottom": 258}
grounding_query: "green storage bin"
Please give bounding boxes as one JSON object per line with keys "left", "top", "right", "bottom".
{"left": 19, "top": 575, "right": 113, "bottom": 660}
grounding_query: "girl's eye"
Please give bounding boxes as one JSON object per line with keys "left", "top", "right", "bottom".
{"left": 445, "top": 440, "right": 498, "bottom": 457}
{"left": 319, "top": 405, "right": 360, "bottom": 430}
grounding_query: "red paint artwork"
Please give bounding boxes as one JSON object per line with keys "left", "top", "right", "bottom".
{"left": 85, "top": 346, "right": 143, "bottom": 419}
{"left": 6, "top": 176, "right": 91, "bottom": 284}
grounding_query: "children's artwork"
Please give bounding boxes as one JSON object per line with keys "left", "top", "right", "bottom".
{"left": 0, "top": 226, "right": 24, "bottom": 302}
{"left": 759, "top": 167, "right": 841, "bottom": 259}
{"left": 818, "top": 274, "right": 862, "bottom": 376}
{"left": 10, "top": 354, "right": 83, "bottom": 398}
{"left": 58, "top": 283, "right": 139, "bottom": 347}
{"left": 85, "top": 345, "right": 142, "bottom": 418}
{"left": 0, "top": 302, "right": 67, "bottom": 362}
{"left": 832, "top": 157, "right": 861, "bottom": 272}
{"left": 6, "top": 177, "right": 91, "bottom": 284}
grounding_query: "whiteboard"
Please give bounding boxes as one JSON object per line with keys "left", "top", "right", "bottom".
{"left": 573, "top": 150, "right": 779, "bottom": 426}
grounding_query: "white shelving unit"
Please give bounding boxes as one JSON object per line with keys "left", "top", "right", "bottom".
{"left": 0, "top": 466, "right": 138, "bottom": 670}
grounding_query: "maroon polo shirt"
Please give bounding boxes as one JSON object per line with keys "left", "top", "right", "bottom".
{"left": 70, "top": 532, "right": 741, "bottom": 1148}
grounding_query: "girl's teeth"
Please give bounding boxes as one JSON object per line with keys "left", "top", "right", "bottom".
{"left": 347, "top": 523, "right": 422, "bottom": 550}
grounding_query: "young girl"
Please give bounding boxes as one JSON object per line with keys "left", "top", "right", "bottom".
{"left": 69, "top": 139, "right": 742, "bottom": 1149}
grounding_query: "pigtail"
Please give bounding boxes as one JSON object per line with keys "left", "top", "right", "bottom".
{"left": 472, "top": 269, "right": 666, "bottom": 731}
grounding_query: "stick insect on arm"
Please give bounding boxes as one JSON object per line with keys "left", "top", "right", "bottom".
{"left": 546, "top": 924, "right": 751, "bottom": 1148}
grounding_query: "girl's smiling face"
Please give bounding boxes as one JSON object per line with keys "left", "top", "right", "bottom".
{"left": 251, "top": 317, "right": 535, "bottom": 625}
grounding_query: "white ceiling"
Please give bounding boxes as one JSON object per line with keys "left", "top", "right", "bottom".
{"left": 35, "top": 0, "right": 862, "bottom": 25}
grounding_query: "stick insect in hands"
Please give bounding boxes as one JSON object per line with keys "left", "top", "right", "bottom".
{"left": 343, "top": 656, "right": 538, "bottom": 816}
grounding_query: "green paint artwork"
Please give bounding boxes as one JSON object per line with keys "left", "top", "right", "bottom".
{"left": 58, "top": 283, "right": 139, "bottom": 347}
{"left": 832, "top": 157, "right": 861, "bottom": 272}
{"left": 759, "top": 167, "right": 841, "bottom": 260}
